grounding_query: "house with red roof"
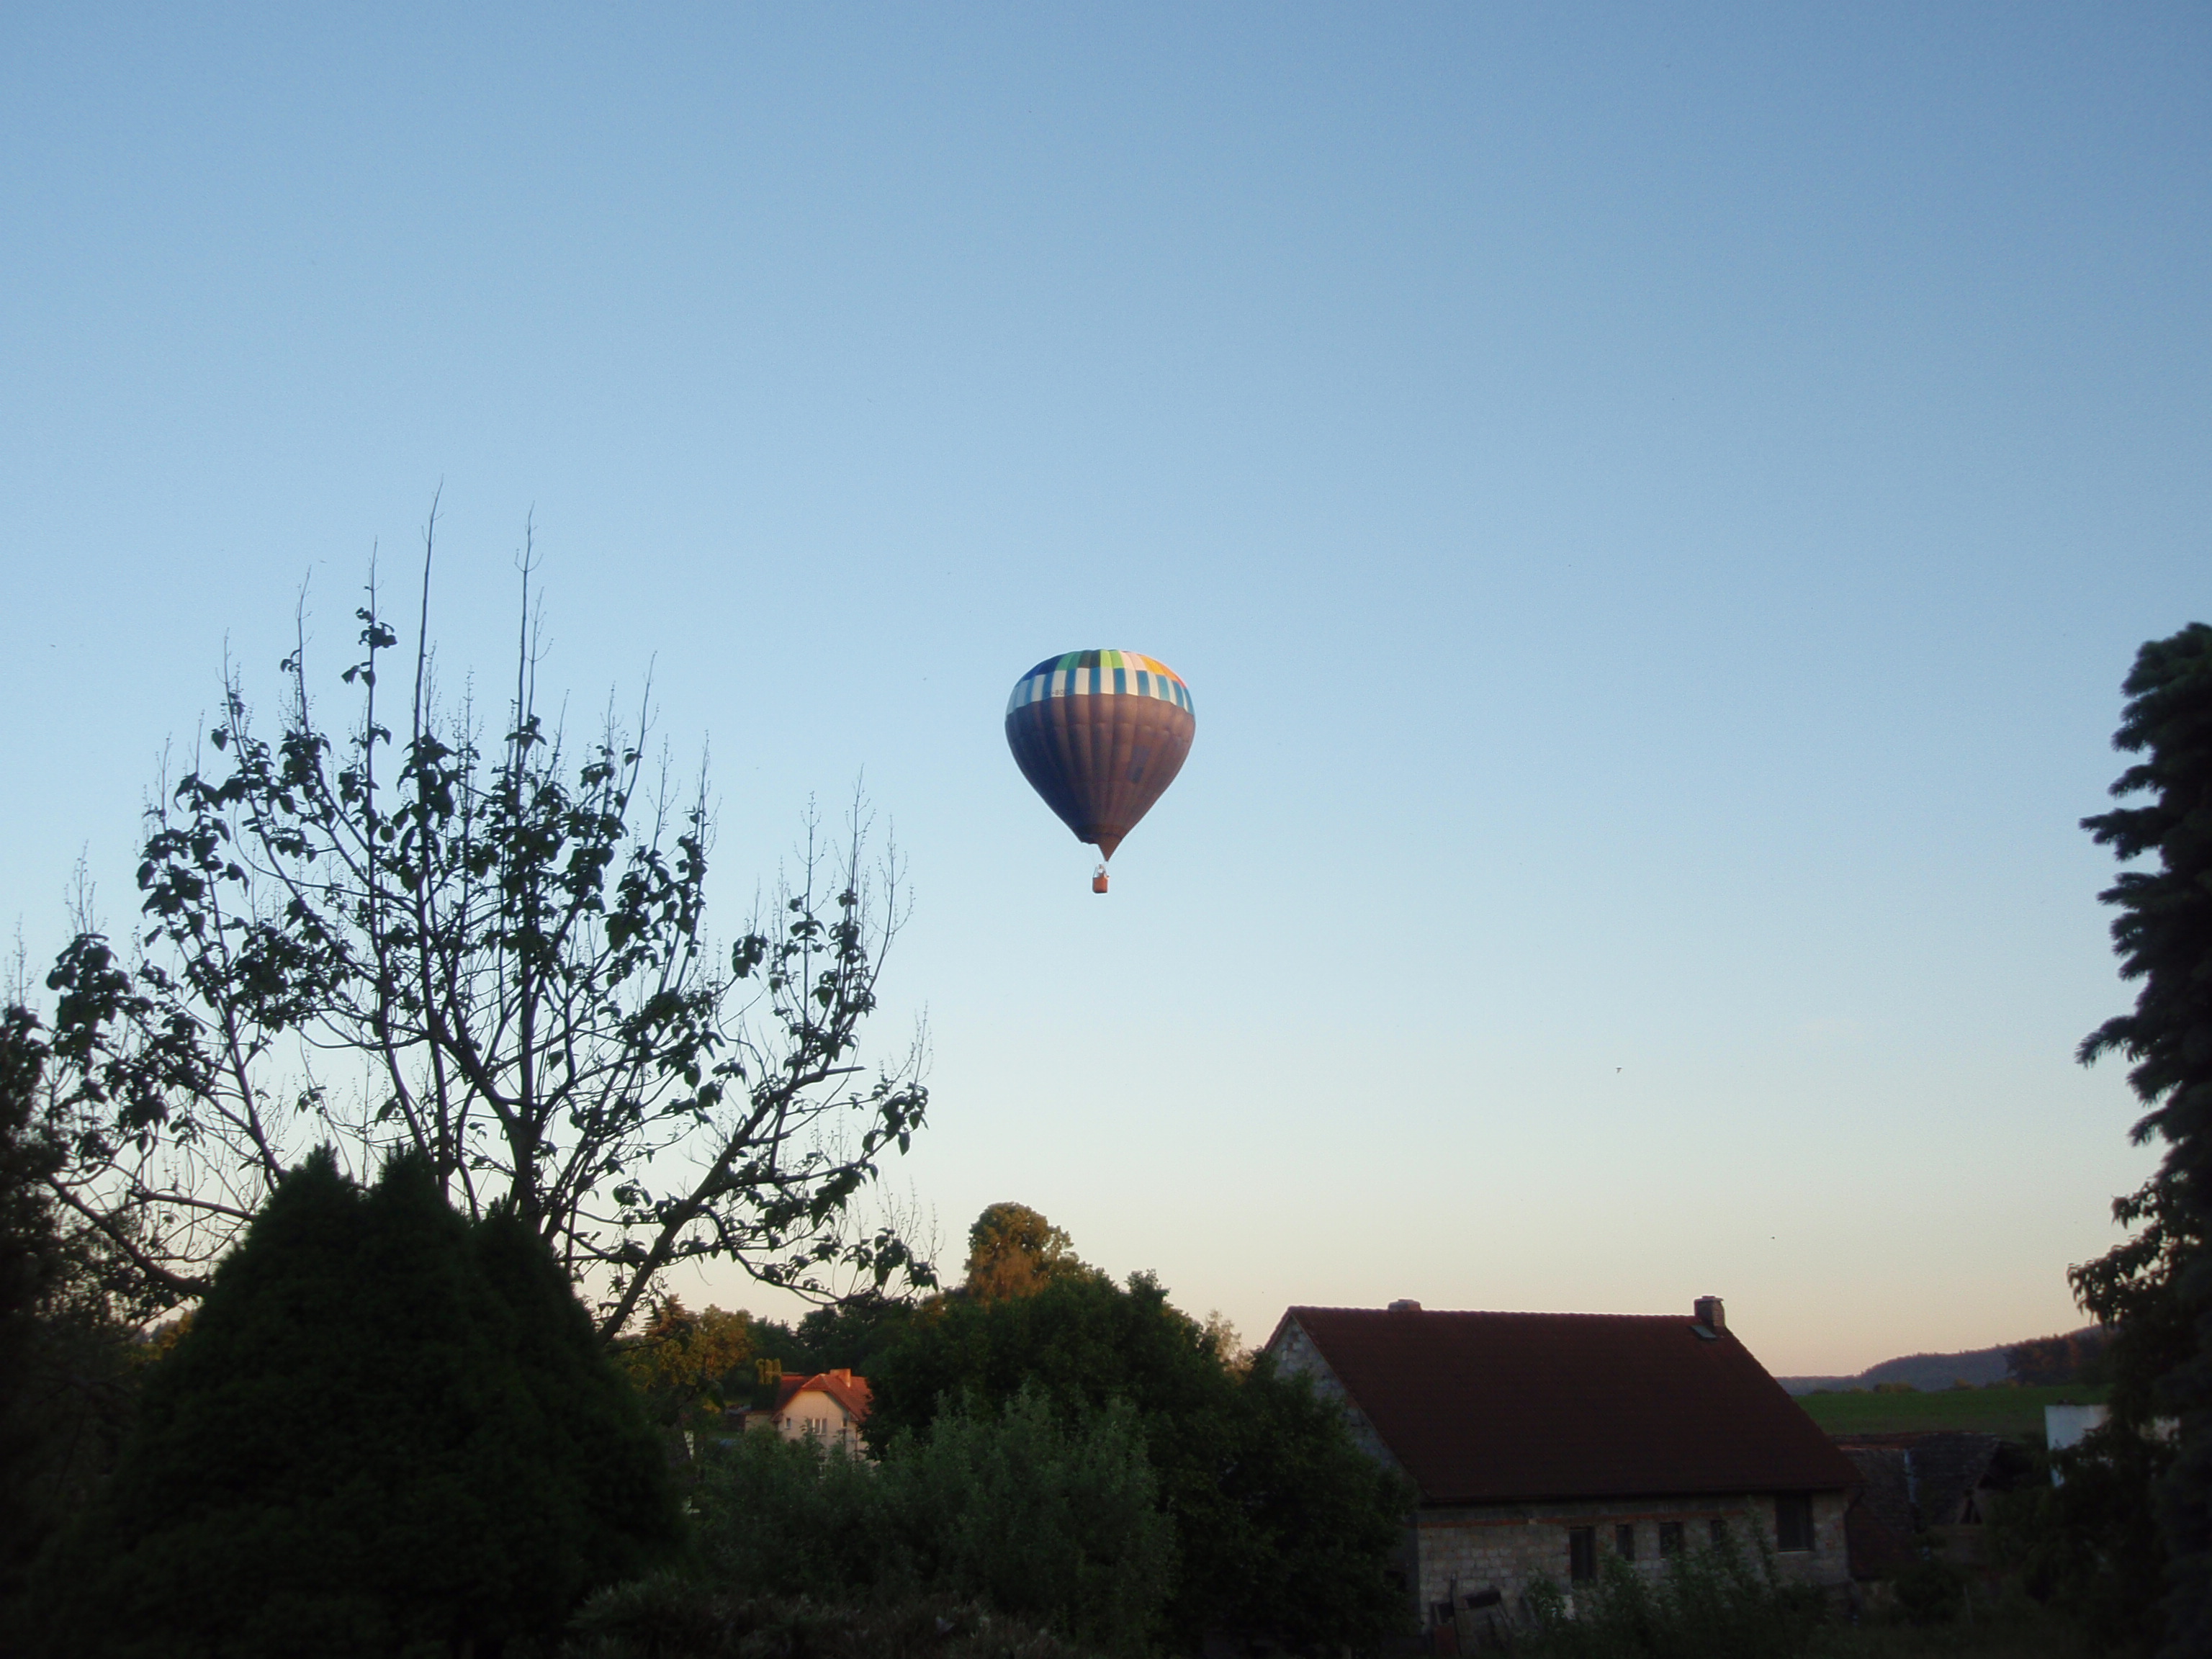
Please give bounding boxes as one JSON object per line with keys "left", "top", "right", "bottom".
{"left": 755, "top": 1368, "right": 873, "bottom": 1455}
{"left": 1264, "top": 1297, "right": 1856, "bottom": 1639}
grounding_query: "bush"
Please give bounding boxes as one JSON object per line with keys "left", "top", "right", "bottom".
{"left": 687, "top": 1385, "right": 1170, "bottom": 1656}
{"left": 27, "top": 1151, "right": 678, "bottom": 1658}
{"left": 1987, "top": 1425, "right": 2170, "bottom": 1653}
{"left": 1891, "top": 1547, "right": 1966, "bottom": 1627}
{"left": 564, "top": 1580, "right": 1101, "bottom": 1659}
{"left": 1523, "top": 1532, "right": 1827, "bottom": 1659}
{"left": 895, "top": 1388, "right": 1170, "bottom": 1654}
{"left": 691, "top": 1428, "right": 904, "bottom": 1601}
{"left": 867, "top": 1269, "right": 1412, "bottom": 1649}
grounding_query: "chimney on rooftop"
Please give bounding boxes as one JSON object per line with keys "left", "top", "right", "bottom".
{"left": 1388, "top": 1299, "right": 1422, "bottom": 1313}
{"left": 1694, "top": 1296, "right": 1725, "bottom": 1332}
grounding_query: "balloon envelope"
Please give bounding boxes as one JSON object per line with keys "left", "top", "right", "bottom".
{"left": 1004, "top": 649, "right": 1196, "bottom": 861}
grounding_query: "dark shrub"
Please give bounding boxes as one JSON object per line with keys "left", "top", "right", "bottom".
{"left": 29, "top": 1151, "right": 678, "bottom": 1657}
{"left": 1523, "top": 1532, "right": 1825, "bottom": 1659}
{"left": 565, "top": 1581, "right": 1099, "bottom": 1659}
{"left": 688, "top": 1385, "right": 1170, "bottom": 1656}
{"left": 868, "top": 1269, "right": 1411, "bottom": 1649}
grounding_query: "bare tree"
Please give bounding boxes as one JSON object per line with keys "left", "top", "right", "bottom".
{"left": 41, "top": 513, "right": 930, "bottom": 1340}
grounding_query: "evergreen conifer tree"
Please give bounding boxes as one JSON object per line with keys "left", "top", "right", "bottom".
{"left": 30, "top": 1149, "right": 677, "bottom": 1657}
{"left": 2080, "top": 621, "right": 2212, "bottom": 1657}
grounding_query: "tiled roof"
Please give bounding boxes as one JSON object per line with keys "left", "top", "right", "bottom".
{"left": 773, "top": 1369, "right": 873, "bottom": 1422}
{"left": 1272, "top": 1306, "right": 1858, "bottom": 1506}
{"left": 1832, "top": 1431, "right": 2028, "bottom": 1528}
{"left": 1838, "top": 1445, "right": 1915, "bottom": 1580}
{"left": 1838, "top": 1444, "right": 1915, "bottom": 1545}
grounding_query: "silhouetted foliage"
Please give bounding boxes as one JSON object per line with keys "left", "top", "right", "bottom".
{"left": 1994, "top": 1431, "right": 2170, "bottom": 1656}
{"left": 27, "top": 1149, "right": 678, "bottom": 1657}
{"left": 688, "top": 1385, "right": 1170, "bottom": 1655}
{"left": 566, "top": 1581, "right": 1102, "bottom": 1659}
{"left": 0, "top": 1005, "right": 140, "bottom": 1637}
{"left": 796, "top": 1290, "right": 922, "bottom": 1372}
{"left": 2076, "top": 621, "right": 2212, "bottom": 1656}
{"left": 1521, "top": 1535, "right": 1825, "bottom": 1659}
{"left": 682, "top": 1293, "right": 918, "bottom": 1411}
{"left": 37, "top": 527, "right": 930, "bottom": 1338}
{"left": 961, "top": 1202, "right": 1099, "bottom": 1303}
{"left": 2006, "top": 1328, "right": 2114, "bottom": 1388}
{"left": 0, "top": 1003, "right": 69, "bottom": 1604}
{"left": 618, "top": 1298, "right": 755, "bottom": 1426}
{"left": 868, "top": 1265, "right": 1412, "bottom": 1650}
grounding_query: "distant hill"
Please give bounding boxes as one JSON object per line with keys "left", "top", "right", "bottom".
{"left": 1778, "top": 1327, "right": 2104, "bottom": 1396}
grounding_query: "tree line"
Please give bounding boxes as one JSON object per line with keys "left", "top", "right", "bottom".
{"left": 2, "top": 1131, "right": 1412, "bottom": 1655}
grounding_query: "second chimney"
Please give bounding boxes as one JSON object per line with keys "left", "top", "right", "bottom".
{"left": 1694, "top": 1295, "right": 1725, "bottom": 1332}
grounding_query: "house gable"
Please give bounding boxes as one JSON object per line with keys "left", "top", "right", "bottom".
{"left": 768, "top": 1369, "right": 873, "bottom": 1450}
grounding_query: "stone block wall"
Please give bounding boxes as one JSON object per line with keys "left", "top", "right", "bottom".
{"left": 1416, "top": 1491, "right": 1849, "bottom": 1627}
{"left": 1268, "top": 1317, "right": 1398, "bottom": 1470}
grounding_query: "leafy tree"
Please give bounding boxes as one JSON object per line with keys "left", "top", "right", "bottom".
{"left": 37, "top": 529, "right": 929, "bottom": 1338}
{"left": 2072, "top": 1177, "right": 2197, "bottom": 1430}
{"left": 0, "top": 1005, "right": 139, "bottom": 1629}
{"left": 2005, "top": 1328, "right": 2113, "bottom": 1387}
{"left": 0, "top": 1007, "right": 57, "bottom": 1327}
{"left": 651, "top": 1293, "right": 916, "bottom": 1416}
{"left": 1996, "top": 1431, "right": 2170, "bottom": 1654}
{"left": 0, "top": 1003, "right": 67, "bottom": 1598}
{"left": 2077, "top": 621, "right": 2212, "bottom": 1655}
{"left": 707, "top": 1200, "right": 1071, "bottom": 1412}
{"left": 960, "top": 1202, "right": 1096, "bottom": 1303}
{"left": 741, "top": 1315, "right": 820, "bottom": 1382}
{"left": 29, "top": 1148, "right": 679, "bottom": 1658}
{"left": 796, "top": 1289, "right": 921, "bottom": 1372}
{"left": 868, "top": 1259, "right": 1411, "bottom": 1650}
{"left": 617, "top": 1298, "right": 755, "bottom": 1426}
{"left": 866, "top": 1264, "right": 1221, "bottom": 1452}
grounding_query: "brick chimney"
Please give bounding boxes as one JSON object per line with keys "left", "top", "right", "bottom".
{"left": 1694, "top": 1296, "right": 1725, "bottom": 1331}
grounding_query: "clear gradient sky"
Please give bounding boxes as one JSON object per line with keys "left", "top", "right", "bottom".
{"left": 3, "top": 6, "right": 2206, "bottom": 1376}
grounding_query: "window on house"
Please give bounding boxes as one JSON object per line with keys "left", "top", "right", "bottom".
{"left": 1568, "top": 1526, "right": 1597, "bottom": 1583}
{"left": 1615, "top": 1524, "right": 1636, "bottom": 1560}
{"left": 1709, "top": 1517, "right": 1729, "bottom": 1548}
{"left": 1776, "top": 1494, "right": 1815, "bottom": 1552}
{"left": 1658, "top": 1521, "right": 1684, "bottom": 1556}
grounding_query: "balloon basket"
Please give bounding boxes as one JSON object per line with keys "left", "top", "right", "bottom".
{"left": 1092, "top": 866, "right": 1110, "bottom": 895}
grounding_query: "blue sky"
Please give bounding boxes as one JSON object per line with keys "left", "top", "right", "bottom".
{"left": 3, "top": 5, "right": 2205, "bottom": 1373}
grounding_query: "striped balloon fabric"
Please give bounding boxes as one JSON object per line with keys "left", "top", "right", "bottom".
{"left": 1004, "top": 649, "right": 1196, "bottom": 716}
{"left": 1004, "top": 649, "right": 1196, "bottom": 866}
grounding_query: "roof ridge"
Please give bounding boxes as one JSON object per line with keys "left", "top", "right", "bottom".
{"left": 1277, "top": 1303, "right": 1853, "bottom": 1504}
{"left": 1290, "top": 1305, "right": 1715, "bottom": 1321}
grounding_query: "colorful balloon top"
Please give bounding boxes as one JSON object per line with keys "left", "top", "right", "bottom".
{"left": 1006, "top": 649, "right": 1194, "bottom": 716}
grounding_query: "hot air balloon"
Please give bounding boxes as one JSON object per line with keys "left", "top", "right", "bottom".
{"left": 1004, "top": 649, "right": 1195, "bottom": 893}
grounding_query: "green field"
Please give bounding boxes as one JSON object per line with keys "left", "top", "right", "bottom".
{"left": 1792, "top": 1382, "right": 2108, "bottom": 1441}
